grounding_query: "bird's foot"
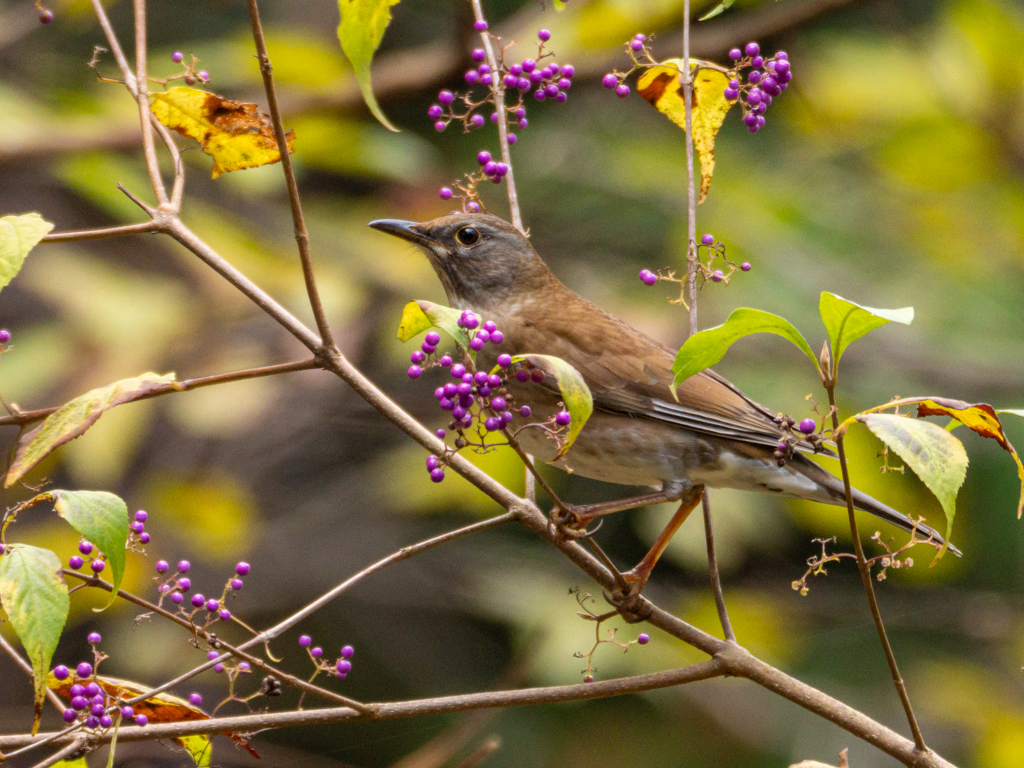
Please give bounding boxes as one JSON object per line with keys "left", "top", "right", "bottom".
{"left": 547, "top": 505, "right": 603, "bottom": 541}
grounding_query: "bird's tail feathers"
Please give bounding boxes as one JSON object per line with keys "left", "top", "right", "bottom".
{"left": 792, "top": 456, "right": 961, "bottom": 557}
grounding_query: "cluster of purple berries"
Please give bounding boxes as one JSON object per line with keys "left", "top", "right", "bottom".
{"left": 206, "top": 648, "right": 250, "bottom": 675}
{"left": 299, "top": 634, "right": 356, "bottom": 680}
{"left": 52, "top": 648, "right": 150, "bottom": 728}
{"left": 773, "top": 417, "right": 819, "bottom": 465}
{"left": 407, "top": 309, "right": 504, "bottom": 382}
{"left": 170, "top": 51, "right": 209, "bottom": 86}
{"left": 602, "top": 33, "right": 650, "bottom": 97}
{"left": 639, "top": 234, "right": 751, "bottom": 289}
{"left": 154, "top": 558, "right": 248, "bottom": 624}
{"left": 725, "top": 43, "right": 791, "bottom": 133}
{"left": 67, "top": 539, "right": 107, "bottom": 575}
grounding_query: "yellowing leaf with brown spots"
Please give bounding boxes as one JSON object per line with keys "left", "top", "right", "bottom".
{"left": 638, "top": 60, "right": 734, "bottom": 204}
{"left": 151, "top": 87, "right": 295, "bottom": 178}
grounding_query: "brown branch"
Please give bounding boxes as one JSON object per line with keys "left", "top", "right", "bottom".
{"left": 131, "top": 0, "right": 166, "bottom": 206}
{"left": 244, "top": 0, "right": 335, "bottom": 352}
{"left": 0, "top": 359, "right": 321, "bottom": 428}
{"left": 826, "top": 386, "right": 928, "bottom": 752}
{"left": 0, "top": 659, "right": 726, "bottom": 751}
{"left": 41, "top": 222, "right": 159, "bottom": 243}
{"left": 701, "top": 491, "right": 735, "bottom": 642}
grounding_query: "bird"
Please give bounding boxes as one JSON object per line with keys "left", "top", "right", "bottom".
{"left": 369, "top": 212, "right": 958, "bottom": 591}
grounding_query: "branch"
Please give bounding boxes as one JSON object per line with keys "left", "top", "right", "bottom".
{"left": 0, "top": 359, "right": 321, "bottom": 428}
{"left": 0, "top": 634, "right": 68, "bottom": 713}
{"left": 0, "top": 659, "right": 725, "bottom": 750}
{"left": 41, "top": 222, "right": 159, "bottom": 243}
{"left": 244, "top": 0, "right": 335, "bottom": 351}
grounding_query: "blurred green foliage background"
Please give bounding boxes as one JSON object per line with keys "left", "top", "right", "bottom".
{"left": 2, "top": 0, "right": 1024, "bottom": 765}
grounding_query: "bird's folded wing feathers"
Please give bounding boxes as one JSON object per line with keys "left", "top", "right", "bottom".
{"left": 508, "top": 297, "right": 832, "bottom": 455}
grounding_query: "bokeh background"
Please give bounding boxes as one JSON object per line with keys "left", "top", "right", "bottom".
{"left": 2, "top": 0, "right": 1024, "bottom": 765}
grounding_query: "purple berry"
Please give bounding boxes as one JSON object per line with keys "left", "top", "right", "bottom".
{"left": 474, "top": 19, "right": 488, "bottom": 31}
{"left": 639, "top": 269, "right": 658, "bottom": 287}
{"left": 469, "top": 337, "right": 485, "bottom": 351}
{"left": 121, "top": 706, "right": 135, "bottom": 719}
{"left": 231, "top": 578, "right": 244, "bottom": 590}
{"left": 139, "top": 532, "right": 150, "bottom": 544}
{"left": 134, "top": 510, "right": 148, "bottom": 522}
{"left": 472, "top": 48, "right": 486, "bottom": 62}
{"left": 84, "top": 715, "right": 100, "bottom": 728}
{"left": 602, "top": 74, "right": 618, "bottom": 89}
{"left": 745, "top": 42, "right": 760, "bottom": 57}
{"left": 729, "top": 48, "right": 742, "bottom": 60}
{"left": 476, "top": 329, "right": 491, "bottom": 343}
{"left": 615, "top": 84, "right": 630, "bottom": 98}
{"left": 496, "top": 354, "right": 513, "bottom": 369}
{"left": 741, "top": 262, "right": 751, "bottom": 271}
{"left": 178, "top": 560, "right": 191, "bottom": 573}
{"left": 411, "top": 350, "right": 427, "bottom": 365}
{"left": 70, "top": 684, "right": 85, "bottom": 697}
{"left": 470, "top": 114, "right": 485, "bottom": 129}
{"left": 637, "top": 632, "right": 650, "bottom": 645}
{"left": 438, "top": 90, "right": 455, "bottom": 105}
{"left": 555, "top": 411, "right": 571, "bottom": 426}
{"left": 545, "top": 83, "right": 559, "bottom": 97}
{"left": 491, "top": 396, "right": 507, "bottom": 412}
{"left": 63, "top": 709, "right": 78, "bottom": 723}
{"left": 131, "top": 521, "right": 144, "bottom": 533}
{"left": 748, "top": 70, "right": 762, "bottom": 85}
{"left": 213, "top": 663, "right": 224, "bottom": 673}
{"left": 184, "top": 76, "right": 195, "bottom": 85}
{"left": 90, "top": 559, "right": 105, "bottom": 574}
{"left": 198, "top": 70, "right": 209, "bottom": 81}
{"left": 724, "top": 88, "right": 739, "bottom": 100}
{"left": 434, "top": 121, "right": 447, "bottom": 132}
{"left": 584, "top": 675, "right": 594, "bottom": 683}
{"left": 428, "top": 105, "right": 443, "bottom": 120}
{"left": 192, "top": 594, "right": 205, "bottom": 608}
{"left": 451, "top": 363, "right": 466, "bottom": 378}
{"left": 799, "top": 418, "right": 816, "bottom": 435}
{"left": 87, "top": 632, "right": 101, "bottom": 644}
{"left": 465, "top": 70, "right": 480, "bottom": 85}
{"left": 775, "top": 60, "right": 790, "bottom": 75}
{"left": 77, "top": 662, "right": 93, "bottom": 678}
{"left": 79, "top": 541, "right": 93, "bottom": 555}
{"left": 171, "top": 592, "right": 184, "bottom": 604}
{"left": 519, "top": 405, "right": 532, "bottom": 417}
{"left": 538, "top": 28, "right": 551, "bottom": 41}
{"left": 701, "top": 234, "right": 714, "bottom": 245}
{"left": 516, "top": 77, "right": 530, "bottom": 91}
{"left": 631, "top": 39, "right": 644, "bottom": 52}
{"left": 135, "top": 714, "right": 148, "bottom": 726}
{"left": 172, "top": 51, "right": 184, "bottom": 63}
{"left": 439, "top": 187, "right": 454, "bottom": 201}
{"left": 534, "top": 89, "right": 546, "bottom": 102}
{"left": 205, "top": 599, "right": 219, "bottom": 612}
{"left": 466, "top": 202, "right": 481, "bottom": 213}
{"left": 439, "top": 354, "right": 453, "bottom": 367}
{"left": 87, "top": 683, "right": 103, "bottom": 698}
{"left": 711, "top": 270, "right": 724, "bottom": 282}
{"left": 178, "top": 578, "right": 191, "bottom": 591}
{"left": 430, "top": 468, "right": 445, "bottom": 483}
{"left": 69, "top": 556, "right": 84, "bottom": 569}
{"left": 219, "top": 609, "right": 231, "bottom": 621}
{"left": 408, "top": 365, "right": 423, "bottom": 379}
{"left": 91, "top": 703, "right": 105, "bottom": 716}
{"left": 54, "top": 665, "right": 70, "bottom": 681}
{"left": 39, "top": 9, "right": 54, "bottom": 23}
{"left": 484, "top": 417, "right": 500, "bottom": 431}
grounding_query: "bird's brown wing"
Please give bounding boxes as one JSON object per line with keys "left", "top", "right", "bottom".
{"left": 501, "top": 292, "right": 825, "bottom": 453}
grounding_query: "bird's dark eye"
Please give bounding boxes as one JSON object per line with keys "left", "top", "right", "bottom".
{"left": 455, "top": 226, "right": 480, "bottom": 246}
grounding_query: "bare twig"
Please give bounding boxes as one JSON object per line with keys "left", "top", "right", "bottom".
{"left": 470, "top": 0, "right": 522, "bottom": 233}
{"left": 701, "top": 491, "right": 735, "bottom": 642}
{"left": 0, "top": 659, "right": 726, "bottom": 750}
{"left": 131, "top": 0, "right": 166, "bottom": 206}
{"left": 244, "top": 0, "right": 335, "bottom": 352}
{"left": 0, "top": 359, "right": 321, "bottom": 428}
{"left": 826, "top": 387, "right": 928, "bottom": 752}
{"left": 42, "top": 222, "right": 159, "bottom": 242}
{"left": 25, "top": 737, "right": 88, "bottom": 768}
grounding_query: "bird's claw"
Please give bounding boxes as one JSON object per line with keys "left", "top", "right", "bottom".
{"left": 547, "top": 506, "right": 602, "bottom": 541}
{"left": 602, "top": 588, "right": 651, "bottom": 624}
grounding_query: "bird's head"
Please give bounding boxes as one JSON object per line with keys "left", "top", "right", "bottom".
{"left": 368, "top": 213, "right": 551, "bottom": 311}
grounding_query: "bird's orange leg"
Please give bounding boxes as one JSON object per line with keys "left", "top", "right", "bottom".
{"left": 621, "top": 485, "right": 705, "bottom": 595}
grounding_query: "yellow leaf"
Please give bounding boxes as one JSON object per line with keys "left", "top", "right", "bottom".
{"left": 638, "top": 59, "right": 734, "bottom": 204}
{"left": 150, "top": 87, "right": 295, "bottom": 178}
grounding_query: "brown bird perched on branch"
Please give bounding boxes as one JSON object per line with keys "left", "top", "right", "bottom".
{"left": 370, "top": 213, "right": 956, "bottom": 591}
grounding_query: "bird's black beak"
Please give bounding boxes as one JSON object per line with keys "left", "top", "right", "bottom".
{"left": 368, "top": 219, "right": 438, "bottom": 248}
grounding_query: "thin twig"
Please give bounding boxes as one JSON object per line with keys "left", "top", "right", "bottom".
{"left": 0, "top": 634, "right": 68, "bottom": 712}
{"left": 701, "top": 491, "right": 735, "bottom": 642}
{"left": 0, "top": 359, "right": 321, "bottom": 428}
{"left": 470, "top": 0, "right": 522, "bottom": 233}
{"left": 826, "top": 387, "right": 927, "bottom": 752}
{"left": 131, "top": 0, "right": 166, "bottom": 206}
{"left": 42, "top": 222, "right": 159, "bottom": 242}
{"left": 0, "top": 659, "right": 726, "bottom": 749}
{"left": 26, "top": 738, "right": 88, "bottom": 768}
{"left": 61, "top": 570, "right": 366, "bottom": 712}
{"left": 244, "top": 0, "right": 335, "bottom": 352}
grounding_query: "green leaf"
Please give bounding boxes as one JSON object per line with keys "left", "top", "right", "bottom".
{"left": 337, "top": 0, "right": 401, "bottom": 132}
{"left": 857, "top": 413, "right": 968, "bottom": 558}
{"left": 0, "top": 213, "right": 54, "bottom": 294}
{"left": 507, "top": 354, "right": 593, "bottom": 455}
{"left": 6, "top": 372, "right": 177, "bottom": 488}
{"left": 0, "top": 544, "right": 69, "bottom": 733}
{"left": 672, "top": 307, "right": 818, "bottom": 388}
{"left": 50, "top": 490, "right": 129, "bottom": 608}
{"left": 176, "top": 735, "right": 213, "bottom": 768}
{"left": 698, "top": 0, "right": 735, "bottom": 21}
{"left": 819, "top": 292, "right": 913, "bottom": 371}
{"left": 397, "top": 300, "right": 471, "bottom": 351}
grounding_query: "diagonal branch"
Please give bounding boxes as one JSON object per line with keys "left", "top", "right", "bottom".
{"left": 244, "top": 0, "right": 335, "bottom": 351}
